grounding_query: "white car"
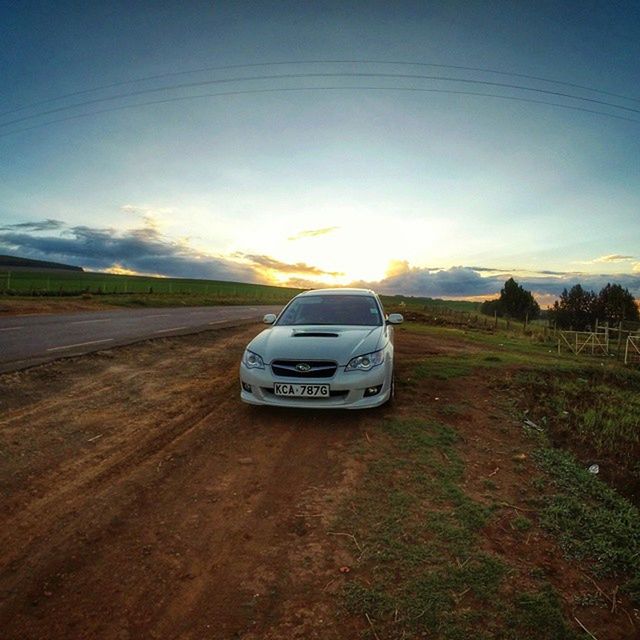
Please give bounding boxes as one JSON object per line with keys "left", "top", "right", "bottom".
{"left": 239, "top": 288, "right": 403, "bottom": 409}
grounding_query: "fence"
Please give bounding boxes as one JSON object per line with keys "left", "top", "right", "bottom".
{"left": 556, "top": 325, "right": 640, "bottom": 367}
{"left": 625, "top": 335, "right": 640, "bottom": 365}
{"left": 557, "top": 330, "right": 609, "bottom": 356}
{"left": 418, "top": 305, "right": 550, "bottom": 337}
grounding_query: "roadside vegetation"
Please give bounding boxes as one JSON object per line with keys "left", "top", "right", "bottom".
{"left": 334, "top": 317, "right": 639, "bottom": 638}
{"left": 480, "top": 276, "right": 541, "bottom": 321}
{"left": 0, "top": 268, "right": 303, "bottom": 305}
{"left": 338, "top": 418, "right": 579, "bottom": 639}
{"left": 549, "top": 283, "right": 639, "bottom": 330}
{"left": 533, "top": 448, "right": 640, "bottom": 594}
{"left": 479, "top": 276, "right": 639, "bottom": 331}
{"left": 0, "top": 268, "right": 483, "bottom": 313}
{"left": 516, "top": 368, "right": 640, "bottom": 503}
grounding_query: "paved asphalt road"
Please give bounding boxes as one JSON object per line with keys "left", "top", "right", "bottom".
{"left": 0, "top": 305, "right": 281, "bottom": 372}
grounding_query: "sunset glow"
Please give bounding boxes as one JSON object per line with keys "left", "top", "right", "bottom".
{"left": 1, "top": 3, "right": 638, "bottom": 302}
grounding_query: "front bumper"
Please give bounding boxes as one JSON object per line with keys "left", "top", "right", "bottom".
{"left": 239, "top": 361, "right": 392, "bottom": 409}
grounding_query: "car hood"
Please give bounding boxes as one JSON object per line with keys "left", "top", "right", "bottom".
{"left": 247, "top": 325, "right": 385, "bottom": 366}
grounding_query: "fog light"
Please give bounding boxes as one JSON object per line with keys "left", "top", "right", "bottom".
{"left": 364, "top": 384, "right": 382, "bottom": 397}
{"left": 242, "top": 382, "right": 252, "bottom": 393}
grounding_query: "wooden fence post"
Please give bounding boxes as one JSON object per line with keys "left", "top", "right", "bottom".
{"left": 617, "top": 322, "right": 623, "bottom": 358}
{"left": 624, "top": 336, "right": 629, "bottom": 365}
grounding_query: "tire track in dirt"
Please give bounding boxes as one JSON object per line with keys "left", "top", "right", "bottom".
{"left": 0, "top": 343, "right": 240, "bottom": 629}
{"left": 0, "top": 326, "right": 367, "bottom": 639}
{"left": 5, "top": 323, "right": 636, "bottom": 639}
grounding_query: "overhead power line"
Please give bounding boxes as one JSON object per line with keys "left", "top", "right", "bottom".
{"left": 0, "top": 71, "right": 639, "bottom": 131}
{"left": 1, "top": 59, "right": 638, "bottom": 119}
{"left": 1, "top": 85, "right": 637, "bottom": 139}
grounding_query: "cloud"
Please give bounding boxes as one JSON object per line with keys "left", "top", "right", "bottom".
{"left": 239, "top": 253, "right": 344, "bottom": 277}
{"left": 2, "top": 217, "right": 638, "bottom": 301}
{"left": 467, "top": 265, "right": 512, "bottom": 273}
{"left": 121, "top": 204, "right": 172, "bottom": 230}
{"left": 287, "top": 226, "right": 340, "bottom": 241}
{"left": 0, "top": 220, "right": 260, "bottom": 282}
{"left": 0, "top": 218, "right": 64, "bottom": 232}
{"left": 103, "top": 263, "right": 156, "bottom": 276}
{"left": 385, "top": 259, "right": 411, "bottom": 277}
{"left": 354, "top": 265, "right": 640, "bottom": 301}
{"left": 0, "top": 217, "right": 343, "bottom": 284}
{"left": 510, "top": 273, "right": 640, "bottom": 297}
{"left": 282, "top": 277, "right": 326, "bottom": 289}
{"left": 363, "top": 266, "right": 499, "bottom": 298}
{"left": 591, "top": 254, "right": 636, "bottom": 263}
{"left": 121, "top": 204, "right": 173, "bottom": 217}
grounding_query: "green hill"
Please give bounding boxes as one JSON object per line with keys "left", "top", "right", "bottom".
{"left": 0, "top": 254, "right": 83, "bottom": 272}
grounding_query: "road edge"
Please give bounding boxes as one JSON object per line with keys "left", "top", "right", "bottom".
{"left": 0, "top": 318, "right": 258, "bottom": 374}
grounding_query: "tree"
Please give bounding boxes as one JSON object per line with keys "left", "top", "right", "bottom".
{"left": 549, "top": 285, "right": 597, "bottom": 330}
{"left": 480, "top": 298, "right": 500, "bottom": 317}
{"left": 593, "top": 283, "right": 640, "bottom": 325}
{"left": 548, "top": 282, "right": 639, "bottom": 329}
{"left": 480, "top": 278, "right": 540, "bottom": 321}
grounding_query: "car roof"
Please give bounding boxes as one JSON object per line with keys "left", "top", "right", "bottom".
{"left": 296, "top": 288, "right": 377, "bottom": 297}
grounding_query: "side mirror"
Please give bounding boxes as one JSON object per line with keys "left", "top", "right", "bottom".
{"left": 387, "top": 313, "right": 404, "bottom": 325}
{"left": 263, "top": 313, "right": 277, "bottom": 325}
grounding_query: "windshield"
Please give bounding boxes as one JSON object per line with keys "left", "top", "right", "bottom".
{"left": 277, "top": 295, "right": 383, "bottom": 327}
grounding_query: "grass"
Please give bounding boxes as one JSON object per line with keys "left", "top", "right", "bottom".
{"left": 516, "top": 368, "right": 640, "bottom": 461}
{"left": 509, "top": 365, "right": 640, "bottom": 520}
{"left": 419, "top": 322, "right": 640, "bottom": 603}
{"left": 401, "top": 323, "right": 638, "bottom": 501}
{"left": 335, "top": 321, "right": 640, "bottom": 636}
{"left": 336, "top": 418, "right": 577, "bottom": 639}
{"left": 512, "top": 515, "right": 534, "bottom": 532}
{"left": 406, "top": 330, "right": 579, "bottom": 381}
{"left": 533, "top": 447, "right": 640, "bottom": 590}
{"left": 1, "top": 269, "right": 484, "bottom": 312}
{"left": 509, "top": 587, "right": 576, "bottom": 640}
{"left": 0, "top": 268, "right": 303, "bottom": 304}
{"left": 383, "top": 296, "right": 481, "bottom": 314}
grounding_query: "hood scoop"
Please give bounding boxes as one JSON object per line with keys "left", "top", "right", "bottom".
{"left": 291, "top": 331, "right": 339, "bottom": 338}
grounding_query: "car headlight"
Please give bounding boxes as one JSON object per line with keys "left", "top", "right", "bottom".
{"left": 242, "top": 349, "right": 265, "bottom": 369}
{"left": 345, "top": 349, "right": 384, "bottom": 371}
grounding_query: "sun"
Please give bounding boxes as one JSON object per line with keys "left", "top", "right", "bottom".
{"left": 234, "top": 214, "right": 456, "bottom": 287}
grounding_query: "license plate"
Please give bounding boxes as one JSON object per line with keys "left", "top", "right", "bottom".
{"left": 274, "top": 383, "right": 330, "bottom": 398}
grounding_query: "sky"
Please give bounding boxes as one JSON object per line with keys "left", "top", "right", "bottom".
{"left": 1, "top": 1, "right": 639, "bottom": 304}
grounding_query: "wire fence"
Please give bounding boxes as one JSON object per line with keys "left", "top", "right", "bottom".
{"left": 398, "top": 304, "right": 640, "bottom": 367}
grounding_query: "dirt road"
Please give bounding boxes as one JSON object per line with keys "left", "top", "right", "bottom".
{"left": 0, "top": 326, "right": 372, "bottom": 639}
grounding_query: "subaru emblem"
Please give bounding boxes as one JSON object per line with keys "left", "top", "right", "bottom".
{"left": 296, "top": 362, "right": 312, "bottom": 372}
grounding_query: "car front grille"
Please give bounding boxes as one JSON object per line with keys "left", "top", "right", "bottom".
{"left": 271, "top": 360, "right": 338, "bottom": 378}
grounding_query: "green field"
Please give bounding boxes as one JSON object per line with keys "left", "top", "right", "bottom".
{"left": 382, "top": 294, "right": 481, "bottom": 313}
{"left": 0, "top": 268, "right": 304, "bottom": 304}
{"left": 0, "top": 268, "right": 484, "bottom": 311}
